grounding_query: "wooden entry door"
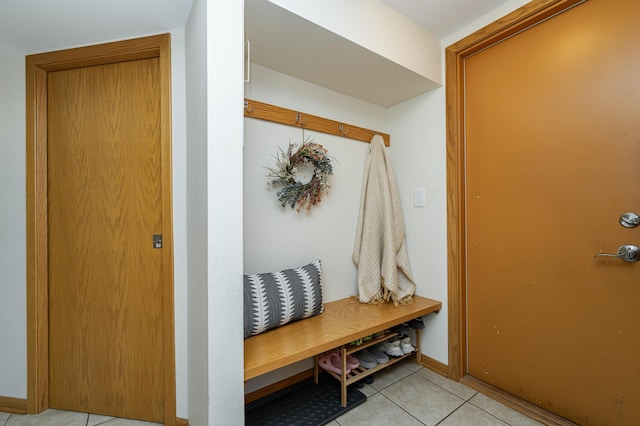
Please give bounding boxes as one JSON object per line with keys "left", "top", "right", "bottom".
{"left": 452, "top": 0, "right": 640, "bottom": 425}
{"left": 26, "top": 35, "right": 175, "bottom": 424}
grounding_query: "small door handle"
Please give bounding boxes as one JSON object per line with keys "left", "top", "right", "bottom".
{"left": 594, "top": 244, "right": 639, "bottom": 263}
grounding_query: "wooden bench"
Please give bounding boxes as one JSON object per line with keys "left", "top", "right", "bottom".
{"left": 244, "top": 295, "right": 442, "bottom": 405}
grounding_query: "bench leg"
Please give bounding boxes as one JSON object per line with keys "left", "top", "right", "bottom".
{"left": 415, "top": 328, "right": 421, "bottom": 364}
{"left": 314, "top": 354, "right": 319, "bottom": 384}
{"left": 340, "top": 346, "right": 348, "bottom": 407}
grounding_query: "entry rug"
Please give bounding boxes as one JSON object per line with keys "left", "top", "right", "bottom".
{"left": 245, "top": 373, "right": 367, "bottom": 426}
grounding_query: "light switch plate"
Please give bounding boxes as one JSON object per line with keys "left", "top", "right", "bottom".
{"left": 414, "top": 187, "right": 426, "bottom": 207}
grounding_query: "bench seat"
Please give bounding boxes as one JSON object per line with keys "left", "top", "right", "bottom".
{"left": 244, "top": 295, "right": 442, "bottom": 381}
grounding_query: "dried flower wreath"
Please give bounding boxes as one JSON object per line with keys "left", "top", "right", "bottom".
{"left": 267, "top": 139, "right": 333, "bottom": 211}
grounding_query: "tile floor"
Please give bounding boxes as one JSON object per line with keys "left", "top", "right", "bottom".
{"left": 328, "top": 358, "right": 543, "bottom": 426}
{"left": 0, "top": 409, "right": 160, "bottom": 426}
{"left": 0, "top": 359, "right": 543, "bottom": 425}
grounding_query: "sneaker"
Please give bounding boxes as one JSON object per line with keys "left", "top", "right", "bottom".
{"left": 367, "top": 345, "right": 389, "bottom": 364}
{"left": 408, "top": 317, "right": 425, "bottom": 329}
{"left": 400, "top": 336, "right": 415, "bottom": 354}
{"left": 391, "top": 323, "right": 410, "bottom": 337}
{"left": 378, "top": 339, "right": 403, "bottom": 357}
{"left": 355, "top": 349, "right": 377, "bottom": 369}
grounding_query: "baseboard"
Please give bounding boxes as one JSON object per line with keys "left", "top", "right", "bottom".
{"left": 244, "top": 369, "right": 314, "bottom": 404}
{"left": 0, "top": 396, "right": 27, "bottom": 414}
{"left": 419, "top": 354, "right": 449, "bottom": 378}
{"left": 0, "top": 396, "right": 187, "bottom": 425}
{"left": 460, "top": 375, "right": 578, "bottom": 426}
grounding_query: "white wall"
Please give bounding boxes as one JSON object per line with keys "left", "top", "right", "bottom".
{"left": 0, "top": 30, "right": 190, "bottom": 419}
{"left": 205, "top": 0, "right": 245, "bottom": 421}
{"left": 185, "top": 1, "right": 209, "bottom": 424}
{"left": 0, "top": 55, "right": 27, "bottom": 399}
{"left": 186, "top": 0, "right": 245, "bottom": 424}
{"left": 170, "top": 30, "right": 189, "bottom": 419}
{"left": 388, "top": 90, "right": 449, "bottom": 363}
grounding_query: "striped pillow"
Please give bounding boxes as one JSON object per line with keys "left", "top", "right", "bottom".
{"left": 243, "top": 260, "right": 324, "bottom": 338}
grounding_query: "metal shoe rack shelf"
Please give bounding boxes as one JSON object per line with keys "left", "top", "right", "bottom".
{"left": 313, "top": 329, "right": 422, "bottom": 407}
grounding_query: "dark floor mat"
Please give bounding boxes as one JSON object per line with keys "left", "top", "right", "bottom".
{"left": 245, "top": 373, "right": 367, "bottom": 426}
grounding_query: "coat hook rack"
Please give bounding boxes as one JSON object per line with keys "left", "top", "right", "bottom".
{"left": 243, "top": 98, "right": 390, "bottom": 146}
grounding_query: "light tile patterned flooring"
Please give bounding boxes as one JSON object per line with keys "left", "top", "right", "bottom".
{"left": 0, "top": 409, "right": 160, "bottom": 426}
{"left": 328, "top": 358, "right": 543, "bottom": 426}
{"left": 0, "top": 359, "right": 543, "bottom": 425}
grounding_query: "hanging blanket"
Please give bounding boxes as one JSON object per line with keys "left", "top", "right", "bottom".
{"left": 352, "top": 135, "right": 416, "bottom": 306}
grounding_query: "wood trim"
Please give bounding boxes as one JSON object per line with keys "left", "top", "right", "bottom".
{"left": 25, "top": 36, "right": 166, "bottom": 72}
{"left": 244, "top": 369, "right": 314, "bottom": 404}
{"left": 158, "top": 34, "right": 177, "bottom": 426}
{"left": 461, "top": 376, "right": 577, "bottom": 425}
{"left": 176, "top": 418, "right": 189, "bottom": 426}
{"left": 25, "top": 53, "right": 49, "bottom": 415}
{"left": 25, "top": 34, "right": 176, "bottom": 425}
{"left": 0, "top": 396, "right": 27, "bottom": 415}
{"left": 445, "top": 0, "right": 586, "bottom": 384}
{"left": 419, "top": 354, "right": 449, "bottom": 378}
{"left": 244, "top": 98, "right": 391, "bottom": 146}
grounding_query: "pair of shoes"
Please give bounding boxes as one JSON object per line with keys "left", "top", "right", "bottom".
{"left": 355, "top": 345, "right": 389, "bottom": 369}
{"left": 399, "top": 336, "right": 415, "bottom": 354}
{"left": 391, "top": 323, "right": 410, "bottom": 337}
{"left": 377, "top": 338, "right": 403, "bottom": 357}
{"left": 353, "top": 374, "right": 374, "bottom": 388}
{"left": 354, "top": 350, "right": 377, "bottom": 369}
{"left": 328, "top": 349, "right": 360, "bottom": 368}
{"left": 367, "top": 346, "right": 389, "bottom": 364}
{"left": 349, "top": 334, "right": 373, "bottom": 347}
{"left": 319, "top": 351, "right": 359, "bottom": 375}
{"left": 319, "top": 353, "right": 347, "bottom": 375}
{"left": 408, "top": 317, "right": 425, "bottom": 329}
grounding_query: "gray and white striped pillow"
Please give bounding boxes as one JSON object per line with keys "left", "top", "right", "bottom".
{"left": 243, "top": 260, "right": 324, "bottom": 338}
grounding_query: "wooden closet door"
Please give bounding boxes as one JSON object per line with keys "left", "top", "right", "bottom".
{"left": 47, "top": 58, "right": 165, "bottom": 422}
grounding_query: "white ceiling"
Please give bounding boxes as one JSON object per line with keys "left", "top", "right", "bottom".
{"left": 0, "top": 0, "right": 513, "bottom": 57}
{"left": 0, "top": 0, "right": 193, "bottom": 56}
{"left": 380, "top": 0, "right": 515, "bottom": 38}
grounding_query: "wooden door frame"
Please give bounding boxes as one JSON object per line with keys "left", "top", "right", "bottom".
{"left": 445, "top": 0, "right": 585, "bottom": 421}
{"left": 26, "top": 34, "right": 176, "bottom": 424}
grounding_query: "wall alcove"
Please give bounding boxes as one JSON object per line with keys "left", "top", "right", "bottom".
{"left": 244, "top": 0, "right": 442, "bottom": 108}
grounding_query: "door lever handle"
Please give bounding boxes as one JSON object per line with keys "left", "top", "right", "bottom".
{"left": 594, "top": 244, "right": 639, "bottom": 263}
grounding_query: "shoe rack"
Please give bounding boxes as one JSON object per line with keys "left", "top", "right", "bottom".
{"left": 314, "top": 328, "right": 422, "bottom": 407}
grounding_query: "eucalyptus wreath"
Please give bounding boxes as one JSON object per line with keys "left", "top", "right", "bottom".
{"left": 266, "top": 139, "right": 333, "bottom": 211}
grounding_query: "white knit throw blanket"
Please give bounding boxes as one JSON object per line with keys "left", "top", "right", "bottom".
{"left": 352, "top": 135, "right": 416, "bottom": 306}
